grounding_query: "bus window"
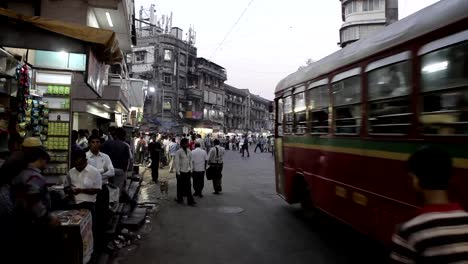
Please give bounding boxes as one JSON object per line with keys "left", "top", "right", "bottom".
{"left": 420, "top": 40, "right": 468, "bottom": 135}
{"left": 333, "top": 76, "right": 361, "bottom": 134}
{"left": 284, "top": 96, "right": 293, "bottom": 134}
{"left": 294, "top": 92, "right": 307, "bottom": 134}
{"left": 307, "top": 85, "right": 329, "bottom": 134}
{"left": 277, "top": 99, "right": 284, "bottom": 136}
{"left": 368, "top": 61, "right": 411, "bottom": 135}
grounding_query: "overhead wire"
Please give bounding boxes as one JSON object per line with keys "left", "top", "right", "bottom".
{"left": 209, "top": 0, "right": 255, "bottom": 60}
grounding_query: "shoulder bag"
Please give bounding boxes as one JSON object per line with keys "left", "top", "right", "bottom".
{"left": 206, "top": 147, "right": 219, "bottom": 180}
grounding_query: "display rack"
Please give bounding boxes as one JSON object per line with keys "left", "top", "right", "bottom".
{"left": 33, "top": 70, "right": 72, "bottom": 179}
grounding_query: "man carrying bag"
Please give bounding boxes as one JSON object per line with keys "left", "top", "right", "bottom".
{"left": 207, "top": 139, "right": 225, "bottom": 194}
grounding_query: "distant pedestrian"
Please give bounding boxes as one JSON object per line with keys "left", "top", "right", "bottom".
{"left": 148, "top": 134, "right": 162, "bottom": 183}
{"left": 168, "top": 138, "right": 179, "bottom": 173}
{"left": 254, "top": 136, "right": 264, "bottom": 153}
{"left": 207, "top": 139, "right": 225, "bottom": 194}
{"left": 77, "top": 129, "right": 88, "bottom": 149}
{"left": 136, "top": 135, "right": 146, "bottom": 164}
{"left": 191, "top": 142, "right": 207, "bottom": 197}
{"left": 174, "top": 138, "right": 195, "bottom": 205}
{"left": 204, "top": 134, "right": 211, "bottom": 153}
{"left": 196, "top": 134, "right": 205, "bottom": 150}
{"left": 390, "top": 146, "right": 468, "bottom": 263}
{"left": 189, "top": 135, "right": 196, "bottom": 151}
{"left": 241, "top": 135, "right": 250, "bottom": 157}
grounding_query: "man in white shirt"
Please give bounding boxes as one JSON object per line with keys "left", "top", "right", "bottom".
{"left": 86, "top": 135, "right": 115, "bottom": 235}
{"left": 65, "top": 150, "right": 102, "bottom": 241}
{"left": 196, "top": 134, "right": 205, "bottom": 150}
{"left": 191, "top": 142, "right": 207, "bottom": 197}
{"left": 174, "top": 138, "right": 195, "bottom": 205}
{"left": 86, "top": 135, "right": 115, "bottom": 184}
{"left": 207, "top": 139, "right": 225, "bottom": 194}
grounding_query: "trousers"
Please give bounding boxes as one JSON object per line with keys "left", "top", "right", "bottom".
{"left": 176, "top": 172, "right": 194, "bottom": 203}
{"left": 212, "top": 164, "right": 223, "bottom": 193}
{"left": 192, "top": 171, "right": 205, "bottom": 195}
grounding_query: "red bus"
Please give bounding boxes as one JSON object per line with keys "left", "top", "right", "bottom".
{"left": 274, "top": 0, "right": 468, "bottom": 243}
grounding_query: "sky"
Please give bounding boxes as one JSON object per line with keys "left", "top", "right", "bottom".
{"left": 135, "top": 0, "right": 440, "bottom": 100}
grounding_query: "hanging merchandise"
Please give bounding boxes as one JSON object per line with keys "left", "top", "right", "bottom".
{"left": 16, "top": 64, "right": 30, "bottom": 138}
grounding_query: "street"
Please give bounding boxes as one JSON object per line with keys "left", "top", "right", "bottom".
{"left": 117, "top": 146, "right": 388, "bottom": 264}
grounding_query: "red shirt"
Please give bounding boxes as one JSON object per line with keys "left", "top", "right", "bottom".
{"left": 189, "top": 141, "right": 195, "bottom": 151}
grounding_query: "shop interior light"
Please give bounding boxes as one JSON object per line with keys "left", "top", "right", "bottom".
{"left": 103, "top": 104, "right": 111, "bottom": 109}
{"left": 422, "top": 61, "right": 448, "bottom": 73}
{"left": 149, "top": 87, "right": 155, "bottom": 93}
{"left": 105, "top": 12, "right": 114, "bottom": 27}
{"left": 58, "top": 51, "right": 68, "bottom": 59}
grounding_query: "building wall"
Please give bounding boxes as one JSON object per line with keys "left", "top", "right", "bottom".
{"left": 41, "top": 0, "right": 89, "bottom": 24}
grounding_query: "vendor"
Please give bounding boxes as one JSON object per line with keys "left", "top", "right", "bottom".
{"left": 64, "top": 150, "right": 101, "bottom": 215}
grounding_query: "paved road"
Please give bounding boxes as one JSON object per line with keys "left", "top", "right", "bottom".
{"left": 118, "top": 146, "right": 387, "bottom": 264}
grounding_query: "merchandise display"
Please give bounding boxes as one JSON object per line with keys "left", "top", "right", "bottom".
{"left": 33, "top": 71, "right": 72, "bottom": 178}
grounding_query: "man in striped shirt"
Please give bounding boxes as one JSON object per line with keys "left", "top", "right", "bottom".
{"left": 391, "top": 146, "right": 468, "bottom": 263}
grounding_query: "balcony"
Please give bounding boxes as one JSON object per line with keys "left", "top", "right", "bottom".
{"left": 197, "top": 64, "right": 227, "bottom": 81}
{"left": 186, "top": 87, "right": 202, "bottom": 98}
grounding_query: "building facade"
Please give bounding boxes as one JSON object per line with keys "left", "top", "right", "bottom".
{"left": 249, "top": 94, "right": 273, "bottom": 133}
{"left": 1, "top": 0, "right": 138, "bottom": 130}
{"left": 224, "top": 84, "right": 249, "bottom": 132}
{"left": 198, "top": 58, "right": 227, "bottom": 129}
{"left": 339, "top": 0, "right": 398, "bottom": 47}
{"left": 131, "top": 24, "right": 198, "bottom": 131}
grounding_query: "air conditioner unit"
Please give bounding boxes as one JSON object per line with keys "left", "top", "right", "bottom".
{"left": 0, "top": 49, "right": 20, "bottom": 77}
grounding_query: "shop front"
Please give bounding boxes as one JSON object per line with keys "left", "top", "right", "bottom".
{"left": 0, "top": 8, "right": 125, "bottom": 264}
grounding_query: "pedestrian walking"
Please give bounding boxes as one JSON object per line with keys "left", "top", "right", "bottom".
{"left": 241, "top": 135, "right": 250, "bottom": 157}
{"left": 390, "top": 146, "right": 468, "bottom": 263}
{"left": 148, "top": 134, "right": 162, "bottom": 183}
{"left": 254, "top": 136, "right": 264, "bottom": 153}
{"left": 191, "top": 142, "right": 207, "bottom": 197}
{"left": 168, "top": 138, "right": 179, "bottom": 173}
{"left": 205, "top": 134, "right": 212, "bottom": 153}
{"left": 174, "top": 138, "right": 196, "bottom": 205}
{"left": 207, "top": 139, "right": 225, "bottom": 194}
{"left": 135, "top": 135, "right": 146, "bottom": 164}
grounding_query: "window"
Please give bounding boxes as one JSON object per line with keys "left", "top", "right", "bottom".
{"left": 420, "top": 40, "right": 468, "bottom": 135}
{"left": 345, "top": 1, "right": 358, "bottom": 15}
{"left": 163, "top": 73, "right": 172, "bottom": 84}
{"left": 333, "top": 76, "right": 361, "bottom": 134}
{"left": 363, "top": 0, "right": 381, "bottom": 11}
{"left": 164, "top": 49, "right": 172, "bottom": 61}
{"left": 180, "top": 53, "right": 186, "bottom": 66}
{"left": 163, "top": 98, "right": 172, "bottom": 110}
{"left": 284, "top": 96, "right": 293, "bottom": 134}
{"left": 308, "top": 85, "right": 329, "bottom": 134}
{"left": 368, "top": 61, "right": 411, "bottom": 134}
{"left": 135, "top": 51, "right": 145, "bottom": 63}
{"left": 180, "top": 77, "right": 186, "bottom": 88}
{"left": 294, "top": 92, "right": 307, "bottom": 134}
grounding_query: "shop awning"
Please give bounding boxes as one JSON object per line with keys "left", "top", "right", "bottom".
{"left": 0, "top": 8, "right": 122, "bottom": 64}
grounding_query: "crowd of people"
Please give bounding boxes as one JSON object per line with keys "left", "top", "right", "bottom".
{"left": 0, "top": 126, "right": 132, "bottom": 263}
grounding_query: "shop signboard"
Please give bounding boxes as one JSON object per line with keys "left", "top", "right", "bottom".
{"left": 85, "top": 49, "right": 106, "bottom": 97}
{"left": 192, "top": 111, "right": 203, "bottom": 120}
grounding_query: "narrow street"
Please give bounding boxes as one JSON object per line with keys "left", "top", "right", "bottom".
{"left": 115, "top": 147, "right": 387, "bottom": 264}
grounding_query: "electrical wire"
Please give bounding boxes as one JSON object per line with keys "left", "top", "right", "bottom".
{"left": 209, "top": 0, "right": 255, "bottom": 60}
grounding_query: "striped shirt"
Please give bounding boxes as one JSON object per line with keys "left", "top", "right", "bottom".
{"left": 391, "top": 203, "right": 468, "bottom": 264}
